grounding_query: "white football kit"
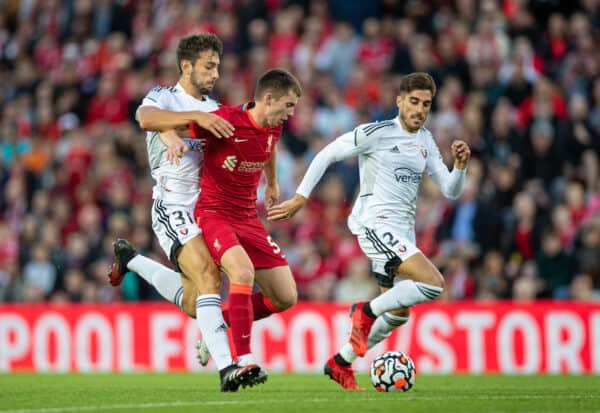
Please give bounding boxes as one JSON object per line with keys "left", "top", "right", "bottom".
{"left": 139, "top": 83, "right": 219, "bottom": 264}
{"left": 296, "top": 117, "right": 466, "bottom": 281}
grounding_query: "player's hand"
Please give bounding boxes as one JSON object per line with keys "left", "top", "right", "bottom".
{"left": 160, "top": 129, "right": 188, "bottom": 165}
{"left": 195, "top": 112, "right": 234, "bottom": 139}
{"left": 267, "top": 194, "right": 307, "bottom": 221}
{"left": 451, "top": 140, "right": 471, "bottom": 170}
{"left": 264, "top": 183, "right": 280, "bottom": 209}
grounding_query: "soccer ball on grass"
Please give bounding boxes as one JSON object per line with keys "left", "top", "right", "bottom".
{"left": 370, "top": 350, "right": 415, "bottom": 392}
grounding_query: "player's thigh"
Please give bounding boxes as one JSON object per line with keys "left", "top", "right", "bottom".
{"left": 396, "top": 252, "right": 444, "bottom": 288}
{"left": 176, "top": 235, "right": 220, "bottom": 295}
{"left": 180, "top": 274, "right": 198, "bottom": 318}
{"left": 220, "top": 245, "right": 255, "bottom": 285}
{"left": 254, "top": 265, "right": 297, "bottom": 310}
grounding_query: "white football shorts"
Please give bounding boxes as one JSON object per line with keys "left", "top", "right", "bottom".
{"left": 151, "top": 198, "right": 201, "bottom": 266}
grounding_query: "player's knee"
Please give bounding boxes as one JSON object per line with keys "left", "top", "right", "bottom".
{"left": 229, "top": 266, "right": 255, "bottom": 285}
{"left": 272, "top": 288, "right": 297, "bottom": 311}
{"left": 424, "top": 268, "right": 445, "bottom": 290}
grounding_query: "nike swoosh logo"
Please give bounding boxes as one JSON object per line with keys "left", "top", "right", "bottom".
{"left": 241, "top": 334, "right": 251, "bottom": 339}
{"left": 234, "top": 138, "right": 248, "bottom": 143}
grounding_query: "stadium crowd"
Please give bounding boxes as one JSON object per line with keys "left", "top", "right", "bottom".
{"left": 0, "top": 0, "right": 599, "bottom": 305}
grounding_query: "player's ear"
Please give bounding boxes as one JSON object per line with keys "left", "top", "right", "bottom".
{"left": 263, "top": 91, "right": 274, "bottom": 106}
{"left": 181, "top": 59, "right": 192, "bottom": 75}
{"left": 396, "top": 94, "right": 403, "bottom": 108}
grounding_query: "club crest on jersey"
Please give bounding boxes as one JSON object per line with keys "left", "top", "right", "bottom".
{"left": 214, "top": 239, "right": 221, "bottom": 251}
{"left": 179, "top": 228, "right": 188, "bottom": 236}
{"left": 222, "top": 155, "right": 237, "bottom": 171}
{"left": 267, "top": 134, "right": 273, "bottom": 152}
{"left": 398, "top": 245, "right": 407, "bottom": 253}
{"left": 420, "top": 146, "right": 428, "bottom": 158}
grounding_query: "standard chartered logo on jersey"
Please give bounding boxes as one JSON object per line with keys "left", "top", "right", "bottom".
{"left": 222, "top": 155, "right": 264, "bottom": 173}
{"left": 222, "top": 155, "right": 237, "bottom": 171}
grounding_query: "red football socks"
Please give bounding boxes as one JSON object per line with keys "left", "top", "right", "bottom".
{"left": 228, "top": 283, "right": 253, "bottom": 357}
{"left": 222, "top": 292, "right": 280, "bottom": 325}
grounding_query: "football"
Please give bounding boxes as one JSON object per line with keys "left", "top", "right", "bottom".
{"left": 370, "top": 351, "right": 416, "bottom": 392}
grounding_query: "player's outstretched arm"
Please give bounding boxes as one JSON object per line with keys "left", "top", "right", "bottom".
{"left": 268, "top": 127, "right": 374, "bottom": 221}
{"left": 136, "top": 107, "right": 234, "bottom": 138}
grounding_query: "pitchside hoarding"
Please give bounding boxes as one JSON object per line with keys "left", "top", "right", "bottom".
{"left": 1, "top": 302, "right": 599, "bottom": 373}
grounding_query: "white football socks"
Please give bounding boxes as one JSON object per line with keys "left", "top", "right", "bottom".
{"left": 195, "top": 295, "right": 234, "bottom": 370}
{"left": 370, "top": 279, "right": 442, "bottom": 316}
{"left": 127, "top": 255, "right": 184, "bottom": 309}
{"left": 339, "top": 312, "right": 408, "bottom": 363}
{"left": 237, "top": 353, "right": 257, "bottom": 366}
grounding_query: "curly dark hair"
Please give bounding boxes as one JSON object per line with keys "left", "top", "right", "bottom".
{"left": 399, "top": 72, "right": 437, "bottom": 97}
{"left": 176, "top": 33, "right": 223, "bottom": 74}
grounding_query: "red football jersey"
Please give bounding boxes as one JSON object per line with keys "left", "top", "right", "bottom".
{"left": 191, "top": 103, "right": 282, "bottom": 218}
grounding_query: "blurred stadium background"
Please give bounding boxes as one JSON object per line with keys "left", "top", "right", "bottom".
{"left": 0, "top": 0, "right": 599, "bottom": 376}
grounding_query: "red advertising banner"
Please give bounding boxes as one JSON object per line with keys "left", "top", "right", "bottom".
{"left": 1, "top": 301, "right": 599, "bottom": 373}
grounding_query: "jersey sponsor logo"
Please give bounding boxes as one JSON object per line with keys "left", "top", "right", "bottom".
{"left": 222, "top": 155, "right": 238, "bottom": 171}
{"left": 238, "top": 160, "right": 265, "bottom": 173}
{"left": 420, "top": 146, "right": 428, "bottom": 158}
{"left": 394, "top": 167, "right": 422, "bottom": 184}
{"left": 183, "top": 138, "right": 204, "bottom": 151}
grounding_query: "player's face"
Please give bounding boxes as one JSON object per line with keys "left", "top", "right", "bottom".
{"left": 186, "top": 50, "right": 220, "bottom": 96}
{"left": 265, "top": 90, "right": 300, "bottom": 126}
{"left": 396, "top": 90, "right": 433, "bottom": 133}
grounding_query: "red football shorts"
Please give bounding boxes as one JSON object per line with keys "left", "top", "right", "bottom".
{"left": 196, "top": 211, "right": 288, "bottom": 269}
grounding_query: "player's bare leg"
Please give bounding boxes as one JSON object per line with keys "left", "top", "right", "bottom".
{"left": 253, "top": 265, "right": 297, "bottom": 311}
{"left": 348, "top": 252, "right": 443, "bottom": 356}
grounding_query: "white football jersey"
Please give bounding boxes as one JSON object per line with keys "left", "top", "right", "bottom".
{"left": 139, "top": 83, "right": 219, "bottom": 204}
{"left": 297, "top": 117, "right": 466, "bottom": 238}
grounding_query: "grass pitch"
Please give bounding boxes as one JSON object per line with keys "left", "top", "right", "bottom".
{"left": 1, "top": 373, "right": 599, "bottom": 413}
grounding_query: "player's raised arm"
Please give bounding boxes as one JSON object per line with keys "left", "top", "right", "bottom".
{"left": 427, "top": 136, "right": 471, "bottom": 199}
{"left": 267, "top": 126, "right": 375, "bottom": 221}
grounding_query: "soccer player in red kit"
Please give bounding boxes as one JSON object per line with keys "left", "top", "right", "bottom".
{"left": 190, "top": 69, "right": 302, "bottom": 378}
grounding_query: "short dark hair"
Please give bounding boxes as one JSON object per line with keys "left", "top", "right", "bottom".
{"left": 176, "top": 33, "right": 223, "bottom": 74}
{"left": 255, "top": 69, "right": 303, "bottom": 99}
{"left": 399, "top": 72, "right": 437, "bottom": 97}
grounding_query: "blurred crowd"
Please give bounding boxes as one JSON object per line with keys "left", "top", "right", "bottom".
{"left": 0, "top": 0, "right": 599, "bottom": 305}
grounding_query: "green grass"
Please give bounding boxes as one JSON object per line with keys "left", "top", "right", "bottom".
{"left": 1, "top": 373, "right": 599, "bottom": 413}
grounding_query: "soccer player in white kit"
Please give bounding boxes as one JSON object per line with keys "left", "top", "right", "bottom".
{"left": 268, "top": 72, "right": 471, "bottom": 390}
{"left": 107, "top": 34, "right": 262, "bottom": 391}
